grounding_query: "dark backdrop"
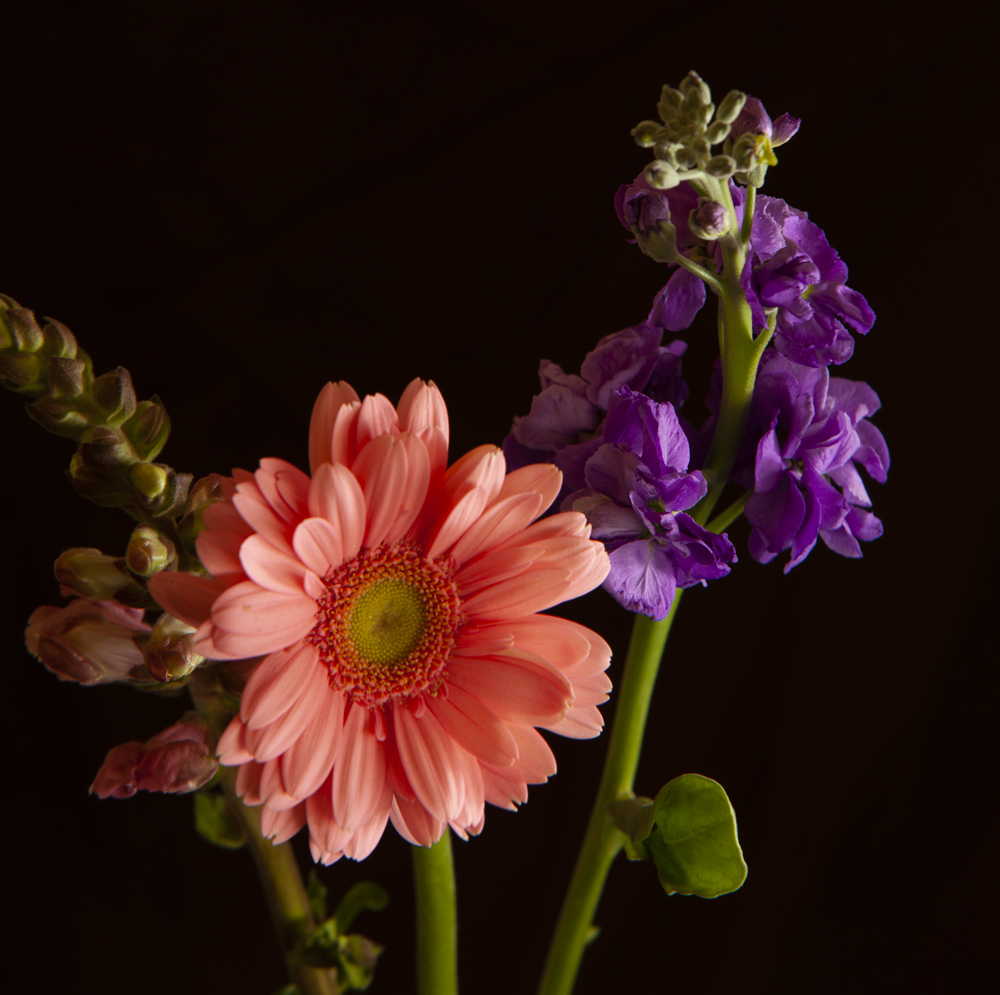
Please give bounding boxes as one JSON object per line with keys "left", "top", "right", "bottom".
{"left": 2, "top": 3, "right": 990, "bottom": 993}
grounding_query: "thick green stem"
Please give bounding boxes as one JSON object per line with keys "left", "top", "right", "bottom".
{"left": 413, "top": 834, "right": 458, "bottom": 995}
{"left": 706, "top": 490, "right": 750, "bottom": 535}
{"left": 537, "top": 595, "right": 684, "bottom": 995}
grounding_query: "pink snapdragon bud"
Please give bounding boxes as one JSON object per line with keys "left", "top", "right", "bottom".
{"left": 25, "top": 598, "right": 150, "bottom": 685}
{"left": 90, "top": 712, "right": 218, "bottom": 799}
{"left": 136, "top": 612, "right": 205, "bottom": 682}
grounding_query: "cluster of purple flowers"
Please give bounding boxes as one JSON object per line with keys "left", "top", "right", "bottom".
{"left": 506, "top": 97, "right": 888, "bottom": 618}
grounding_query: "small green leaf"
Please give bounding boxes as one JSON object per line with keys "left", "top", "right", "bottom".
{"left": 332, "top": 881, "right": 389, "bottom": 935}
{"left": 194, "top": 791, "right": 246, "bottom": 850}
{"left": 644, "top": 774, "right": 747, "bottom": 898}
{"left": 338, "top": 934, "right": 383, "bottom": 991}
{"left": 307, "top": 872, "right": 329, "bottom": 923}
{"left": 607, "top": 796, "right": 656, "bottom": 860}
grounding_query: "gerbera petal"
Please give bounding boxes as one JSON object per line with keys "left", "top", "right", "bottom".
{"left": 212, "top": 581, "right": 316, "bottom": 643}
{"left": 239, "top": 534, "right": 311, "bottom": 596}
{"left": 308, "top": 463, "right": 366, "bottom": 562}
{"left": 292, "top": 517, "right": 344, "bottom": 577}
{"left": 343, "top": 782, "right": 393, "bottom": 860}
{"left": 449, "top": 493, "right": 545, "bottom": 569}
{"left": 148, "top": 571, "right": 227, "bottom": 628}
{"left": 480, "top": 767, "right": 528, "bottom": 811}
{"left": 331, "top": 400, "right": 362, "bottom": 467}
{"left": 241, "top": 642, "right": 320, "bottom": 729}
{"left": 446, "top": 650, "right": 573, "bottom": 725}
{"left": 454, "top": 543, "right": 547, "bottom": 596}
{"left": 217, "top": 715, "right": 253, "bottom": 765}
{"left": 542, "top": 704, "right": 606, "bottom": 739}
{"left": 355, "top": 393, "right": 399, "bottom": 455}
{"left": 424, "top": 445, "right": 506, "bottom": 559}
{"left": 390, "top": 794, "right": 446, "bottom": 847}
{"left": 486, "top": 724, "right": 557, "bottom": 784}
{"left": 306, "top": 775, "right": 353, "bottom": 856}
{"left": 236, "top": 760, "right": 264, "bottom": 805}
{"left": 394, "top": 705, "right": 468, "bottom": 824}
{"left": 427, "top": 684, "right": 518, "bottom": 767}
{"left": 195, "top": 530, "right": 248, "bottom": 586}
{"left": 309, "top": 381, "right": 360, "bottom": 474}
{"left": 397, "top": 379, "right": 450, "bottom": 477}
{"left": 245, "top": 659, "right": 326, "bottom": 762}
{"left": 261, "top": 801, "right": 307, "bottom": 843}
{"left": 281, "top": 686, "right": 346, "bottom": 800}
{"left": 495, "top": 462, "right": 563, "bottom": 512}
{"left": 332, "top": 705, "right": 387, "bottom": 832}
{"left": 257, "top": 459, "right": 311, "bottom": 525}
{"left": 233, "top": 485, "right": 294, "bottom": 555}
{"left": 352, "top": 434, "right": 413, "bottom": 549}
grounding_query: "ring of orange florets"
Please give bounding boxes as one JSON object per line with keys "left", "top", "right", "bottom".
{"left": 309, "top": 541, "right": 465, "bottom": 707}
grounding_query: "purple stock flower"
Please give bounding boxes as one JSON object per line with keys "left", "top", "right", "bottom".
{"left": 729, "top": 96, "right": 801, "bottom": 149}
{"left": 503, "top": 301, "right": 692, "bottom": 503}
{"left": 565, "top": 388, "right": 736, "bottom": 620}
{"left": 745, "top": 350, "right": 889, "bottom": 572}
{"left": 730, "top": 188, "right": 876, "bottom": 367}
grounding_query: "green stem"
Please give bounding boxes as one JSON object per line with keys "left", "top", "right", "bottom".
{"left": 706, "top": 490, "right": 750, "bottom": 534}
{"left": 413, "top": 834, "right": 458, "bottom": 995}
{"left": 537, "top": 594, "right": 684, "bottom": 995}
{"left": 740, "top": 184, "right": 756, "bottom": 245}
{"left": 190, "top": 671, "right": 337, "bottom": 995}
{"left": 674, "top": 251, "right": 723, "bottom": 293}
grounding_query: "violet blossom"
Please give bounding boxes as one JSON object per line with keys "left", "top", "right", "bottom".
{"left": 564, "top": 387, "right": 736, "bottom": 620}
{"left": 728, "top": 96, "right": 801, "bottom": 149}
{"left": 744, "top": 349, "right": 888, "bottom": 571}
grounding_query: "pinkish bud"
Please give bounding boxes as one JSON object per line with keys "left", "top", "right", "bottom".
{"left": 135, "top": 612, "right": 204, "bottom": 682}
{"left": 90, "top": 712, "right": 218, "bottom": 799}
{"left": 25, "top": 598, "right": 150, "bottom": 685}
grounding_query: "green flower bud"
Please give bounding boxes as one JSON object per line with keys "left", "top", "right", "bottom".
{"left": 706, "top": 120, "right": 730, "bottom": 146}
{"left": 715, "top": 89, "right": 747, "bottom": 125}
{"left": 122, "top": 398, "right": 171, "bottom": 462}
{"left": 137, "top": 612, "right": 204, "bottom": 682}
{"left": 630, "top": 120, "right": 662, "bottom": 148}
{"left": 129, "top": 462, "right": 168, "bottom": 499}
{"left": 127, "top": 527, "right": 177, "bottom": 578}
{"left": 643, "top": 160, "right": 680, "bottom": 190}
{"left": 25, "top": 395, "right": 90, "bottom": 437}
{"left": 48, "top": 356, "right": 88, "bottom": 399}
{"left": 55, "top": 548, "right": 137, "bottom": 601}
{"left": 91, "top": 366, "right": 137, "bottom": 427}
{"left": 651, "top": 144, "right": 678, "bottom": 168}
{"left": 705, "top": 155, "right": 737, "bottom": 178}
{"left": 643, "top": 221, "right": 679, "bottom": 263}
{"left": 689, "top": 200, "right": 729, "bottom": 240}
{"left": 680, "top": 70, "right": 711, "bottom": 106}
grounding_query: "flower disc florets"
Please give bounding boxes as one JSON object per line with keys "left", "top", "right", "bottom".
{"left": 311, "top": 541, "right": 464, "bottom": 707}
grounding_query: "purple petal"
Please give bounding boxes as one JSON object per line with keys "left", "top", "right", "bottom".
{"left": 653, "top": 267, "right": 707, "bottom": 332}
{"left": 511, "top": 383, "right": 598, "bottom": 451}
{"left": 827, "top": 377, "right": 882, "bottom": 424}
{"left": 771, "top": 113, "right": 801, "bottom": 147}
{"left": 807, "top": 283, "right": 875, "bottom": 335}
{"left": 828, "top": 461, "right": 871, "bottom": 507}
{"left": 746, "top": 466, "right": 805, "bottom": 553}
{"left": 853, "top": 420, "right": 890, "bottom": 482}
{"left": 603, "top": 540, "right": 677, "bottom": 620}
{"left": 581, "top": 322, "right": 663, "bottom": 409}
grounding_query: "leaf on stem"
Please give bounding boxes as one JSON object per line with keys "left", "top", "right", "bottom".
{"left": 194, "top": 790, "right": 247, "bottom": 850}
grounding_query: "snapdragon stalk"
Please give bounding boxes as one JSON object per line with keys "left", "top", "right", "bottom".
{"left": 537, "top": 182, "right": 769, "bottom": 995}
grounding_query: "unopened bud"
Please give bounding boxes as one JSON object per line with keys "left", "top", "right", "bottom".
{"left": 91, "top": 366, "right": 137, "bottom": 426}
{"left": 706, "top": 121, "right": 730, "bottom": 145}
{"left": 631, "top": 120, "right": 662, "bottom": 147}
{"left": 55, "top": 548, "right": 135, "bottom": 600}
{"left": 122, "top": 398, "right": 171, "bottom": 461}
{"left": 680, "top": 71, "right": 711, "bottom": 106}
{"left": 644, "top": 221, "right": 679, "bottom": 263}
{"left": 644, "top": 160, "right": 681, "bottom": 190}
{"left": 705, "top": 155, "right": 737, "bottom": 178}
{"left": 689, "top": 200, "right": 730, "bottom": 240}
{"left": 26, "top": 597, "right": 151, "bottom": 685}
{"left": 177, "top": 473, "right": 227, "bottom": 549}
{"left": 136, "top": 613, "right": 204, "bottom": 682}
{"left": 90, "top": 712, "right": 218, "bottom": 798}
{"left": 715, "top": 90, "right": 747, "bottom": 125}
{"left": 127, "top": 527, "right": 177, "bottom": 577}
{"left": 129, "top": 462, "right": 168, "bottom": 499}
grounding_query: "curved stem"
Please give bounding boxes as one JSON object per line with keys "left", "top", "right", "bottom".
{"left": 537, "top": 594, "right": 684, "bottom": 995}
{"left": 706, "top": 490, "right": 750, "bottom": 534}
{"left": 413, "top": 833, "right": 458, "bottom": 995}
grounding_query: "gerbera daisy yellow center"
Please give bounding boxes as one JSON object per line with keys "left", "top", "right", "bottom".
{"left": 310, "top": 541, "right": 464, "bottom": 707}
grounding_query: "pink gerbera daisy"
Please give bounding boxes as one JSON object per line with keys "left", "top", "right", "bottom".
{"left": 149, "top": 379, "right": 611, "bottom": 863}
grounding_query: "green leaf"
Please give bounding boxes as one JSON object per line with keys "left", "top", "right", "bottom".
{"left": 332, "top": 881, "right": 389, "bottom": 934}
{"left": 307, "top": 872, "right": 329, "bottom": 923}
{"left": 194, "top": 791, "right": 246, "bottom": 850}
{"left": 607, "top": 796, "right": 656, "bottom": 861}
{"left": 644, "top": 774, "right": 747, "bottom": 898}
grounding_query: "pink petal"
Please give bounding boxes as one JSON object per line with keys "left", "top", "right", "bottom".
{"left": 217, "top": 716, "right": 253, "bottom": 765}
{"left": 355, "top": 393, "right": 400, "bottom": 455}
{"left": 203, "top": 496, "right": 254, "bottom": 537}
{"left": 445, "top": 650, "right": 572, "bottom": 725}
{"left": 293, "top": 517, "right": 343, "bottom": 577}
{"left": 480, "top": 767, "right": 528, "bottom": 810}
{"left": 196, "top": 530, "right": 248, "bottom": 585}
{"left": 308, "top": 463, "right": 366, "bottom": 563}
{"left": 542, "top": 704, "right": 605, "bottom": 740}
{"left": 393, "top": 705, "right": 468, "bottom": 824}
{"left": 147, "top": 571, "right": 227, "bottom": 628}
{"left": 423, "top": 446, "right": 506, "bottom": 559}
{"left": 212, "top": 581, "right": 316, "bottom": 640}
{"left": 390, "top": 794, "right": 445, "bottom": 847}
{"left": 306, "top": 775, "right": 353, "bottom": 856}
{"left": 506, "top": 724, "right": 557, "bottom": 781}
{"left": 239, "top": 534, "right": 310, "bottom": 596}
{"left": 452, "top": 627, "right": 515, "bottom": 657}
{"left": 495, "top": 462, "right": 562, "bottom": 513}
{"left": 504, "top": 615, "right": 611, "bottom": 677}
{"left": 259, "top": 758, "right": 300, "bottom": 810}
{"left": 331, "top": 400, "right": 362, "bottom": 467}
{"left": 397, "top": 379, "right": 449, "bottom": 477}
{"left": 454, "top": 544, "right": 545, "bottom": 596}
{"left": 332, "top": 704, "right": 388, "bottom": 832}
{"left": 449, "top": 748, "right": 485, "bottom": 834}
{"left": 309, "top": 381, "right": 360, "bottom": 474}
{"left": 241, "top": 642, "right": 320, "bottom": 729}
{"left": 233, "top": 485, "right": 295, "bottom": 555}
{"left": 351, "top": 433, "right": 412, "bottom": 549}
{"left": 427, "top": 684, "right": 517, "bottom": 767}
{"left": 459, "top": 567, "right": 575, "bottom": 620}
{"left": 236, "top": 761, "right": 264, "bottom": 805}
{"left": 343, "top": 781, "right": 393, "bottom": 860}
{"left": 256, "top": 459, "right": 311, "bottom": 525}
{"left": 281, "top": 686, "right": 346, "bottom": 800}
{"left": 244, "top": 656, "right": 326, "bottom": 761}
{"left": 448, "top": 493, "right": 544, "bottom": 568}
{"left": 261, "top": 801, "right": 307, "bottom": 843}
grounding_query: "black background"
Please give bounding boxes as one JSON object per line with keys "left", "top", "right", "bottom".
{"left": 2, "top": 3, "right": 991, "bottom": 993}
